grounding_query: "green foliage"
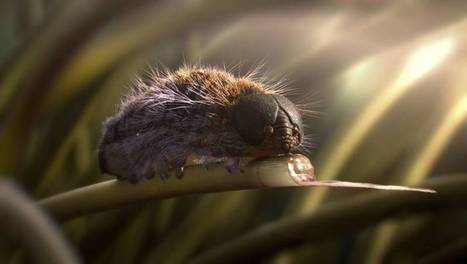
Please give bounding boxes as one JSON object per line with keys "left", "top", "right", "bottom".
{"left": 1, "top": 0, "right": 466, "bottom": 263}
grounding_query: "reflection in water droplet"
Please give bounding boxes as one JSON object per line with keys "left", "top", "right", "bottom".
{"left": 287, "top": 154, "right": 315, "bottom": 184}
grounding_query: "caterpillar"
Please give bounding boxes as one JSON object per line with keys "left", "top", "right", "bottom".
{"left": 98, "top": 65, "right": 307, "bottom": 182}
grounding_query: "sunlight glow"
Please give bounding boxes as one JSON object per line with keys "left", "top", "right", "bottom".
{"left": 395, "top": 38, "right": 455, "bottom": 89}
{"left": 342, "top": 58, "right": 374, "bottom": 89}
{"left": 367, "top": 92, "right": 466, "bottom": 264}
{"left": 298, "top": 37, "right": 457, "bottom": 214}
{"left": 338, "top": 57, "right": 377, "bottom": 98}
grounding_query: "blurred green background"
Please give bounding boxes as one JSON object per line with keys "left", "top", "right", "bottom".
{"left": 0, "top": 0, "right": 466, "bottom": 263}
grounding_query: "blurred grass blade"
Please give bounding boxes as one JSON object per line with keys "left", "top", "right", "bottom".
{"left": 419, "top": 236, "right": 467, "bottom": 264}
{"left": 367, "top": 93, "right": 467, "bottom": 263}
{"left": 295, "top": 36, "right": 456, "bottom": 214}
{"left": 144, "top": 192, "right": 257, "bottom": 264}
{"left": 191, "top": 175, "right": 467, "bottom": 264}
{"left": 96, "top": 209, "right": 153, "bottom": 264}
{"left": 0, "top": 0, "right": 154, "bottom": 172}
{"left": 0, "top": 178, "right": 80, "bottom": 264}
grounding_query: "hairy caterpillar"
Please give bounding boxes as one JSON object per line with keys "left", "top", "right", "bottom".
{"left": 98, "top": 65, "right": 308, "bottom": 182}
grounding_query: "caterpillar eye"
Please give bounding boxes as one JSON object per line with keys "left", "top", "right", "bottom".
{"left": 232, "top": 93, "right": 277, "bottom": 145}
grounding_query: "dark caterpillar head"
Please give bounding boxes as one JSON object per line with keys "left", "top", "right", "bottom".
{"left": 232, "top": 92, "right": 303, "bottom": 154}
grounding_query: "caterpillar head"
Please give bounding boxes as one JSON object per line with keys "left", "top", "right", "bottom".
{"left": 232, "top": 92, "right": 303, "bottom": 155}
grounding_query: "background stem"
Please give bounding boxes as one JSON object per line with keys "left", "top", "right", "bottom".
{"left": 0, "top": 178, "right": 80, "bottom": 264}
{"left": 191, "top": 174, "right": 467, "bottom": 264}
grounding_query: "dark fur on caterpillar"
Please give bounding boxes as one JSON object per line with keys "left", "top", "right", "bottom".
{"left": 98, "top": 65, "right": 306, "bottom": 182}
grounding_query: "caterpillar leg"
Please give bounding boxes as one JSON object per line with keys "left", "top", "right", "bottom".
{"left": 224, "top": 157, "right": 254, "bottom": 174}
{"left": 153, "top": 154, "right": 187, "bottom": 181}
{"left": 174, "top": 166, "right": 185, "bottom": 179}
{"left": 185, "top": 155, "right": 252, "bottom": 174}
{"left": 224, "top": 157, "right": 241, "bottom": 174}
